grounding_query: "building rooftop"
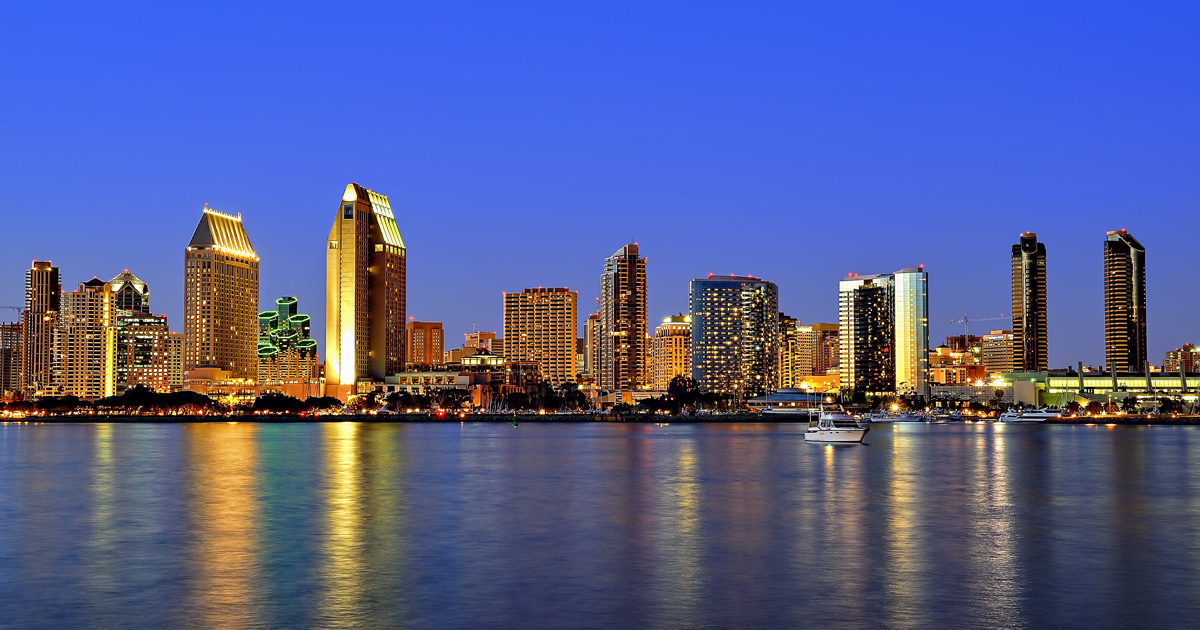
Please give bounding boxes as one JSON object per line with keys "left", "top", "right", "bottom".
{"left": 189, "top": 204, "right": 257, "bottom": 259}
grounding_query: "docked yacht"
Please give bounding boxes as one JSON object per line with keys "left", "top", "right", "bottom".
{"left": 998, "top": 407, "right": 1061, "bottom": 423}
{"left": 805, "top": 407, "right": 869, "bottom": 443}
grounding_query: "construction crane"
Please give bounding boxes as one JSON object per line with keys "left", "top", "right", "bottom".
{"left": 948, "top": 313, "right": 1010, "bottom": 337}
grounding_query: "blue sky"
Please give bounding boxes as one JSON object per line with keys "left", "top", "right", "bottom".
{"left": 1, "top": 1, "right": 1197, "bottom": 368}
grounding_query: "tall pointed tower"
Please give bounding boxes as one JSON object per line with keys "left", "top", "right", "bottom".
{"left": 325, "top": 183, "right": 406, "bottom": 399}
{"left": 183, "top": 205, "right": 259, "bottom": 379}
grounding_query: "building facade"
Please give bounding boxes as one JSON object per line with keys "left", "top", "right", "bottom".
{"left": 184, "top": 205, "right": 260, "bottom": 379}
{"left": 326, "top": 183, "right": 406, "bottom": 398}
{"left": 1, "top": 322, "right": 22, "bottom": 398}
{"left": 257, "top": 296, "right": 319, "bottom": 398}
{"left": 599, "top": 243, "right": 648, "bottom": 390}
{"left": 22, "top": 261, "right": 61, "bottom": 396}
{"left": 58, "top": 278, "right": 113, "bottom": 399}
{"left": 168, "top": 332, "right": 183, "bottom": 392}
{"left": 1011, "top": 232, "right": 1047, "bottom": 372}
{"left": 406, "top": 321, "right": 444, "bottom": 368}
{"left": 109, "top": 270, "right": 149, "bottom": 313}
{"left": 689, "top": 275, "right": 779, "bottom": 398}
{"left": 1164, "top": 344, "right": 1199, "bottom": 373}
{"left": 502, "top": 287, "right": 578, "bottom": 386}
{"left": 651, "top": 315, "right": 691, "bottom": 390}
{"left": 1103, "top": 229, "right": 1147, "bottom": 373}
{"left": 839, "top": 268, "right": 930, "bottom": 397}
{"left": 106, "top": 312, "right": 171, "bottom": 395}
{"left": 982, "top": 330, "right": 1016, "bottom": 376}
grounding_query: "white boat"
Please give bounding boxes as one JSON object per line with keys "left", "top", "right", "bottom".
{"left": 998, "top": 407, "right": 1060, "bottom": 423}
{"left": 805, "top": 407, "right": 869, "bottom": 443}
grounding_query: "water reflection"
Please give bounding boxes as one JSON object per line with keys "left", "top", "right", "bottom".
{"left": 85, "top": 424, "right": 116, "bottom": 621}
{"left": 884, "top": 424, "right": 930, "bottom": 627}
{"left": 2, "top": 422, "right": 1200, "bottom": 628}
{"left": 185, "top": 423, "right": 263, "bottom": 628}
{"left": 320, "top": 422, "right": 365, "bottom": 628}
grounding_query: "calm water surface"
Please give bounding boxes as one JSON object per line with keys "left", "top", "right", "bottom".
{"left": 1, "top": 422, "right": 1199, "bottom": 629}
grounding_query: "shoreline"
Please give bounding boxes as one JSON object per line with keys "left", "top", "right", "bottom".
{"left": 7, "top": 413, "right": 1200, "bottom": 425}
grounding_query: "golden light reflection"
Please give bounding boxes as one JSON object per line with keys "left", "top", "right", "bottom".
{"left": 884, "top": 426, "right": 930, "bottom": 626}
{"left": 322, "top": 422, "right": 364, "bottom": 628}
{"left": 969, "top": 423, "right": 1020, "bottom": 625}
{"left": 186, "top": 423, "right": 262, "bottom": 627}
{"left": 86, "top": 424, "right": 116, "bottom": 617}
{"left": 650, "top": 438, "right": 702, "bottom": 627}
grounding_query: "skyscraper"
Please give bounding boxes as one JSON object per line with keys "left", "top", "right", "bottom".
{"left": 839, "top": 267, "right": 929, "bottom": 397}
{"left": 109, "top": 270, "right": 150, "bottom": 313}
{"left": 105, "top": 312, "right": 171, "bottom": 395}
{"left": 325, "top": 183, "right": 406, "bottom": 399}
{"left": 839, "top": 273, "right": 894, "bottom": 395}
{"left": 184, "top": 205, "right": 260, "bottom": 379}
{"left": 58, "top": 278, "right": 113, "bottom": 399}
{"left": 406, "top": 321, "right": 444, "bottom": 367}
{"left": 689, "top": 275, "right": 779, "bottom": 398}
{"left": 651, "top": 314, "right": 691, "bottom": 390}
{"left": 502, "top": 287, "right": 578, "bottom": 386}
{"left": 0, "top": 322, "right": 22, "bottom": 398}
{"left": 583, "top": 312, "right": 601, "bottom": 379}
{"left": 778, "top": 314, "right": 801, "bottom": 389}
{"left": 1104, "top": 229, "right": 1147, "bottom": 373}
{"left": 1011, "top": 232, "right": 1047, "bottom": 372}
{"left": 893, "top": 267, "right": 930, "bottom": 398}
{"left": 599, "top": 243, "right": 648, "bottom": 390}
{"left": 22, "top": 261, "right": 60, "bottom": 396}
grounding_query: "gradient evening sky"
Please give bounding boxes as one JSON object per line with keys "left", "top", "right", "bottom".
{"left": 1, "top": 1, "right": 1197, "bottom": 369}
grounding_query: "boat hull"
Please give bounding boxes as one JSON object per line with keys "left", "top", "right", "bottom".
{"left": 804, "top": 428, "right": 869, "bottom": 443}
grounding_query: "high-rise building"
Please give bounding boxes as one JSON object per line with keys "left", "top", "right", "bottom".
{"left": 839, "top": 267, "right": 929, "bottom": 397}
{"left": 651, "top": 314, "right": 691, "bottom": 390}
{"left": 805, "top": 323, "right": 840, "bottom": 377}
{"left": 325, "top": 183, "right": 406, "bottom": 398}
{"left": 257, "top": 296, "right": 318, "bottom": 398}
{"left": 406, "top": 321, "right": 444, "bottom": 367}
{"left": 22, "top": 261, "right": 61, "bottom": 396}
{"left": 778, "top": 314, "right": 801, "bottom": 389}
{"left": 184, "top": 205, "right": 259, "bottom": 379}
{"left": 109, "top": 270, "right": 150, "bottom": 313}
{"left": 1011, "top": 232, "right": 1047, "bottom": 372}
{"left": 105, "top": 312, "right": 171, "bottom": 395}
{"left": 0, "top": 322, "right": 21, "bottom": 398}
{"left": 502, "top": 287, "right": 577, "bottom": 386}
{"left": 583, "top": 312, "right": 601, "bottom": 378}
{"left": 599, "top": 244, "right": 648, "bottom": 390}
{"left": 1104, "top": 229, "right": 1147, "bottom": 373}
{"left": 689, "top": 275, "right": 779, "bottom": 398}
{"left": 780, "top": 319, "right": 840, "bottom": 388}
{"left": 168, "top": 332, "right": 183, "bottom": 392}
{"left": 893, "top": 268, "right": 930, "bottom": 397}
{"left": 839, "top": 273, "right": 894, "bottom": 395}
{"left": 1165, "top": 344, "right": 1199, "bottom": 373}
{"left": 57, "top": 278, "right": 113, "bottom": 399}
{"left": 982, "top": 330, "right": 1017, "bottom": 376}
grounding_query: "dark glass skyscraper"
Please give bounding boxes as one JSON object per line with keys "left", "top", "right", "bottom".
{"left": 599, "top": 243, "right": 647, "bottom": 390}
{"left": 1104, "top": 229, "right": 1147, "bottom": 373}
{"left": 1011, "top": 232, "right": 1047, "bottom": 372}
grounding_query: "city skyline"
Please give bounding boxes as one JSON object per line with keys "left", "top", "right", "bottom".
{"left": 2, "top": 3, "right": 1197, "bottom": 370}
